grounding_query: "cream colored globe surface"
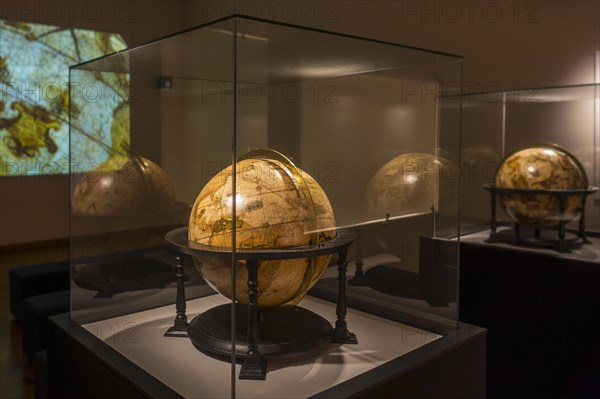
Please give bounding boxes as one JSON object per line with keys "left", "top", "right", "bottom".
{"left": 188, "top": 154, "right": 336, "bottom": 308}
{"left": 495, "top": 144, "right": 588, "bottom": 227}
{"left": 72, "top": 153, "right": 176, "bottom": 215}
{"left": 366, "top": 152, "right": 456, "bottom": 216}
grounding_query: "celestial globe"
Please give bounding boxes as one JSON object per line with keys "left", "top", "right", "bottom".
{"left": 72, "top": 152, "right": 176, "bottom": 215}
{"left": 495, "top": 143, "right": 588, "bottom": 227}
{"left": 188, "top": 150, "right": 336, "bottom": 308}
{"left": 366, "top": 152, "right": 457, "bottom": 216}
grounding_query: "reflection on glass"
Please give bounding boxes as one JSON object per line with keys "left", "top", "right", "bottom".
{"left": 72, "top": 148, "right": 176, "bottom": 216}
{"left": 366, "top": 152, "right": 456, "bottom": 218}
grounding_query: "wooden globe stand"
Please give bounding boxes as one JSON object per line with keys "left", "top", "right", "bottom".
{"left": 483, "top": 184, "right": 598, "bottom": 252}
{"left": 163, "top": 227, "right": 356, "bottom": 380}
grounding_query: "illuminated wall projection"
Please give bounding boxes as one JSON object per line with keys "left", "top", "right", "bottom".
{"left": 0, "top": 20, "right": 128, "bottom": 176}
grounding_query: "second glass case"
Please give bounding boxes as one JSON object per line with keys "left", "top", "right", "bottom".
{"left": 459, "top": 84, "right": 599, "bottom": 248}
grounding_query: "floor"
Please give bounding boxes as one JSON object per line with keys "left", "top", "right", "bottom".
{"left": 0, "top": 242, "right": 69, "bottom": 399}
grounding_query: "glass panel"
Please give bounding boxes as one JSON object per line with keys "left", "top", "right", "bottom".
{"left": 233, "top": 16, "right": 461, "bottom": 396}
{"left": 69, "top": 19, "right": 235, "bottom": 330}
{"left": 460, "top": 84, "right": 600, "bottom": 233}
{"left": 460, "top": 93, "right": 505, "bottom": 232}
{"left": 505, "top": 85, "right": 599, "bottom": 231}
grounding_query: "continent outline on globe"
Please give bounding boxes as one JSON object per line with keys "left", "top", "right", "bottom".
{"left": 188, "top": 149, "right": 337, "bottom": 308}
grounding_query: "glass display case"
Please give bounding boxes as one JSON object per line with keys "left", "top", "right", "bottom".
{"left": 459, "top": 84, "right": 600, "bottom": 250}
{"left": 457, "top": 84, "right": 600, "bottom": 398}
{"left": 68, "top": 15, "right": 466, "bottom": 398}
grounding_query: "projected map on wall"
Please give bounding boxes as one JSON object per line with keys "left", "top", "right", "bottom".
{"left": 0, "top": 19, "right": 128, "bottom": 176}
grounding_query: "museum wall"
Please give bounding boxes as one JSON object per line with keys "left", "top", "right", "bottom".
{"left": 182, "top": 0, "right": 600, "bottom": 89}
{"left": 1, "top": 0, "right": 599, "bottom": 245}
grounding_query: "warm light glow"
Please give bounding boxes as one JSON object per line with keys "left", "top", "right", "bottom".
{"left": 526, "top": 164, "right": 538, "bottom": 176}
{"left": 543, "top": 149, "right": 556, "bottom": 156}
{"left": 227, "top": 193, "right": 244, "bottom": 208}
{"left": 207, "top": 27, "right": 268, "bottom": 42}
{"left": 404, "top": 174, "right": 419, "bottom": 184}
{"left": 100, "top": 176, "right": 113, "bottom": 188}
{"left": 596, "top": 51, "right": 600, "bottom": 84}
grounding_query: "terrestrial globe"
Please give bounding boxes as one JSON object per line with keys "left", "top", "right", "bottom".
{"left": 495, "top": 144, "right": 588, "bottom": 227}
{"left": 188, "top": 150, "right": 336, "bottom": 308}
{"left": 366, "top": 152, "right": 456, "bottom": 216}
{"left": 72, "top": 153, "right": 176, "bottom": 215}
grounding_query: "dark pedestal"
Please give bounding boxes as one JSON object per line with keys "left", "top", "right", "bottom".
{"left": 47, "top": 311, "right": 485, "bottom": 399}
{"left": 187, "top": 304, "right": 333, "bottom": 360}
{"left": 460, "top": 240, "right": 600, "bottom": 399}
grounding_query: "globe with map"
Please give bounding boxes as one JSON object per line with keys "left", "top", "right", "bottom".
{"left": 366, "top": 152, "right": 457, "bottom": 216}
{"left": 72, "top": 152, "right": 176, "bottom": 216}
{"left": 495, "top": 144, "right": 588, "bottom": 227}
{"left": 188, "top": 150, "right": 336, "bottom": 308}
